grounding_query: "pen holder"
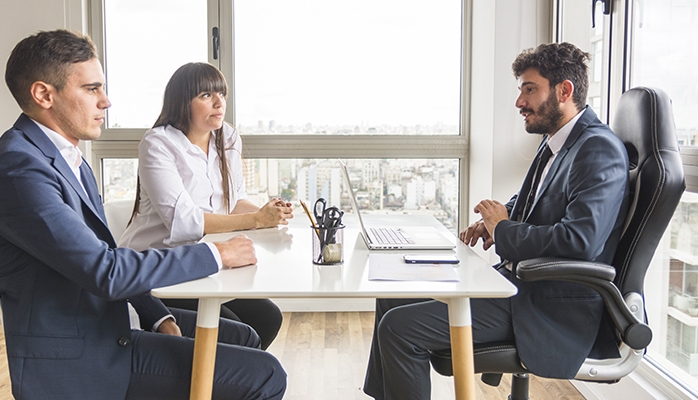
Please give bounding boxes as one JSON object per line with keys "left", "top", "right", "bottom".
{"left": 312, "top": 225, "right": 344, "bottom": 265}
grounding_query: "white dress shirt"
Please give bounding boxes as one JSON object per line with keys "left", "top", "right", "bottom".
{"left": 535, "top": 109, "right": 584, "bottom": 198}
{"left": 119, "top": 123, "right": 247, "bottom": 252}
{"left": 497, "top": 109, "right": 585, "bottom": 270}
{"left": 31, "top": 119, "right": 86, "bottom": 190}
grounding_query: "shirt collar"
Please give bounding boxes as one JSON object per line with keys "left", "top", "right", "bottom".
{"left": 164, "top": 124, "right": 215, "bottom": 157}
{"left": 30, "top": 118, "right": 83, "bottom": 168}
{"left": 546, "top": 109, "right": 584, "bottom": 155}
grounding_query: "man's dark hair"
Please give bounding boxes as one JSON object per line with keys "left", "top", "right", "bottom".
{"left": 5, "top": 30, "right": 97, "bottom": 110}
{"left": 512, "top": 42, "right": 591, "bottom": 111}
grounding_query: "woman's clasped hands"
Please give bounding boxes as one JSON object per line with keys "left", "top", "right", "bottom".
{"left": 254, "top": 198, "right": 293, "bottom": 228}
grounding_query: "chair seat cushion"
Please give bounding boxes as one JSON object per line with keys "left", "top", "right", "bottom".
{"left": 429, "top": 341, "right": 528, "bottom": 377}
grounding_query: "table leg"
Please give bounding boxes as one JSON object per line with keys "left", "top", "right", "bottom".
{"left": 190, "top": 298, "right": 223, "bottom": 400}
{"left": 448, "top": 298, "right": 476, "bottom": 400}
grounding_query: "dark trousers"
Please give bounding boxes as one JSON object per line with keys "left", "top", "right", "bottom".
{"left": 125, "top": 308, "right": 286, "bottom": 400}
{"left": 363, "top": 297, "right": 514, "bottom": 400}
{"left": 161, "top": 298, "right": 283, "bottom": 350}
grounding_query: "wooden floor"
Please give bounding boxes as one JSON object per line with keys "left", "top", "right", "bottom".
{"left": 0, "top": 312, "right": 584, "bottom": 399}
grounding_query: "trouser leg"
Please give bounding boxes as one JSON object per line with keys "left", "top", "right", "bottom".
{"left": 223, "top": 298, "right": 283, "bottom": 350}
{"left": 126, "top": 308, "right": 286, "bottom": 400}
{"left": 364, "top": 297, "right": 513, "bottom": 400}
{"left": 364, "top": 298, "right": 431, "bottom": 400}
{"left": 161, "top": 298, "right": 283, "bottom": 350}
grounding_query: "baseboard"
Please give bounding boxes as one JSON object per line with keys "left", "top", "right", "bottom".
{"left": 271, "top": 298, "right": 375, "bottom": 312}
{"left": 572, "top": 375, "right": 668, "bottom": 400}
{"left": 572, "top": 360, "right": 696, "bottom": 400}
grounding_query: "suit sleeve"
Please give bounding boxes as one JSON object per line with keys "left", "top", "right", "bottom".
{"left": 493, "top": 133, "right": 628, "bottom": 262}
{"left": 504, "top": 194, "right": 517, "bottom": 215}
{"left": 129, "top": 293, "right": 171, "bottom": 329}
{"left": 0, "top": 147, "right": 218, "bottom": 301}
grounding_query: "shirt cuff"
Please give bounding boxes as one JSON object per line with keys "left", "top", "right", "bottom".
{"left": 165, "top": 191, "right": 206, "bottom": 246}
{"left": 205, "top": 242, "right": 223, "bottom": 270}
{"left": 152, "top": 314, "right": 176, "bottom": 332}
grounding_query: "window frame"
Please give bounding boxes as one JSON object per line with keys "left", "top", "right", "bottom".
{"left": 87, "top": 0, "right": 472, "bottom": 231}
{"left": 566, "top": 0, "right": 698, "bottom": 398}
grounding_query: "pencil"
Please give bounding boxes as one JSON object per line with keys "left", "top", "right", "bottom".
{"left": 300, "top": 199, "right": 323, "bottom": 241}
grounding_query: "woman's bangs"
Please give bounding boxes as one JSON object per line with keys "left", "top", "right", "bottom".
{"left": 193, "top": 67, "right": 228, "bottom": 96}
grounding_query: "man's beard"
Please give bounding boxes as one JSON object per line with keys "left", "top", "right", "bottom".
{"left": 522, "top": 91, "right": 564, "bottom": 134}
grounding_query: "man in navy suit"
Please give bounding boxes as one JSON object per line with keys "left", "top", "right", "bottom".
{"left": 364, "top": 43, "right": 630, "bottom": 400}
{"left": 0, "top": 30, "right": 286, "bottom": 399}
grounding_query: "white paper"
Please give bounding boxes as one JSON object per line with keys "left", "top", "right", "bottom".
{"left": 368, "top": 254, "right": 459, "bottom": 282}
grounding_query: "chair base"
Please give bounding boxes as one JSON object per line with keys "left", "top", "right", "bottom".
{"left": 509, "top": 373, "right": 530, "bottom": 400}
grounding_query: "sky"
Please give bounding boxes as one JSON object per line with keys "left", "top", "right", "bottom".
{"left": 103, "top": 0, "right": 462, "bottom": 130}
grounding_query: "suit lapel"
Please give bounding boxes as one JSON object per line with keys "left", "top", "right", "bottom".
{"left": 525, "top": 107, "right": 597, "bottom": 218}
{"left": 511, "top": 139, "right": 548, "bottom": 221}
{"left": 14, "top": 114, "right": 103, "bottom": 221}
{"left": 80, "top": 161, "right": 108, "bottom": 223}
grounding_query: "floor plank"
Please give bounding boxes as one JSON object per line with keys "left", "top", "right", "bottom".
{"left": 266, "top": 312, "right": 585, "bottom": 400}
{"left": 0, "top": 311, "right": 584, "bottom": 399}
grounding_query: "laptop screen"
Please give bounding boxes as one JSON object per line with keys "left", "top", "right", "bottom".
{"left": 338, "top": 159, "right": 371, "bottom": 237}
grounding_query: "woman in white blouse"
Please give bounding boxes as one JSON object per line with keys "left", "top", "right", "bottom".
{"left": 119, "top": 62, "right": 292, "bottom": 349}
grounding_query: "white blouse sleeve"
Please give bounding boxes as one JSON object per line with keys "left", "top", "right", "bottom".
{"left": 227, "top": 125, "right": 248, "bottom": 203}
{"left": 138, "top": 130, "right": 205, "bottom": 245}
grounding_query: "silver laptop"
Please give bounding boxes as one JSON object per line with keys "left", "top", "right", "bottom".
{"left": 339, "top": 160, "right": 455, "bottom": 250}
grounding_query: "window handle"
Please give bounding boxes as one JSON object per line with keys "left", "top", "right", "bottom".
{"left": 212, "top": 27, "right": 220, "bottom": 60}
{"left": 592, "top": 0, "right": 612, "bottom": 28}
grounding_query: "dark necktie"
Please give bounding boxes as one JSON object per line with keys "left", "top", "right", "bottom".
{"left": 521, "top": 144, "right": 552, "bottom": 219}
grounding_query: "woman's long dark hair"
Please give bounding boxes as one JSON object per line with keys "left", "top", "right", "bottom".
{"left": 129, "top": 63, "right": 235, "bottom": 225}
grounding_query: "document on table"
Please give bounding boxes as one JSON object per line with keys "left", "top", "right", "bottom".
{"left": 368, "top": 254, "right": 460, "bottom": 282}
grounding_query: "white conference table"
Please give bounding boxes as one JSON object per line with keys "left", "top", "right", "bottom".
{"left": 152, "top": 213, "right": 517, "bottom": 400}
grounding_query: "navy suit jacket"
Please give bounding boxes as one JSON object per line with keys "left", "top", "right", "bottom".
{"left": 494, "top": 107, "right": 629, "bottom": 378}
{"left": 0, "top": 114, "right": 219, "bottom": 399}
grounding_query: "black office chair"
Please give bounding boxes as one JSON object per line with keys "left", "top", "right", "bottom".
{"left": 430, "top": 86, "right": 686, "bottom": 399}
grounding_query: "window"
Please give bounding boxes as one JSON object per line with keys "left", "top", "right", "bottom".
{"left": 556, "top": 0, "right": 611, "bottom": 120}
{"left": 244, "top": 158, "right": 460, "bottom": 235}
{"left": 233, "top": 0, "right": 461, "bottom": 136}
{"left": 102, "top": 0, "right": 209, "bottom": 129}
{"left": 102, "top": 158, "right": 138, "bottom": 202}
{"left": 90, "top": 0, "right": 469, "bottom": 230}
{"left": 627, "top": 0, "right": 698, "bottom": 395}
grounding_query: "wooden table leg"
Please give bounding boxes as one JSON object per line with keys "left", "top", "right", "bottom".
{"left": 190, "top": 298, "right": 223, "bottom": 400}
{"left": 448, "top": 298, "right": 476, "bottom": 400}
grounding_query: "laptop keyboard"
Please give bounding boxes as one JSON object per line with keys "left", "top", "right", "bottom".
{"left": 369, "top": 227, "right": 414, "bottom": 245}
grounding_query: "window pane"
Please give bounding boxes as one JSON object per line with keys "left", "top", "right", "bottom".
{"left": 233, "top": 1, "right": 462, "bottom": 135}
{"left": 558, "top": 0, "right": 609, "bottom": 119}
{"left": 102, "top": 158, "right": 138, "bottom": 202}
{"left": 630, "top": 0, "right": 698, "bottom": 394}
{"left": 244, "top": 159, "right": 460, "bottom": 235}
{"left": 651, "top": 193, "right": 698, "bottom": 393}
{"left": 103, "top": 0, "right": 208, "bottom": 129}
{"left": 630, "top": 0, "right": 698, "bottom": 146}
{"left": 100, "top": 157, "right": 459, "bottom": 234}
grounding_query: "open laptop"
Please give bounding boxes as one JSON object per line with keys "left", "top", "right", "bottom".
{"left": 339, "top": 160, "right": 456, "bottom": 250}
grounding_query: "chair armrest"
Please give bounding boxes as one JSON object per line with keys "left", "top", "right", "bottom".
{"left": 516, "top": 258, "right": 652, "bottom": 350}
{"left": 517, "top": 257, "right": 616, "bottom": 281}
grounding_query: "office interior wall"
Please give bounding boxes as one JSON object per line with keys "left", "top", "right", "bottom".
{"left": 468, "top": 0, "right": 552, "bottom": 264}
{"left": 0, "top": 0, "right": 86, "bottom": 131}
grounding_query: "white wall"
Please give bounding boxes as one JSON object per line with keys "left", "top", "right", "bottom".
{"left": 467, "top": 0, "right": 552, "bottom": 264}
{"left": 0, "top": 0, "right": 85, "bottom": 130}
